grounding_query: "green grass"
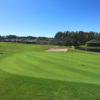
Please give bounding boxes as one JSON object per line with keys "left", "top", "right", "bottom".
{"left": 0, "top": 42, "right": 100, "bottom": 100}
{"left": 79, "top": 45, "right": 100, "bottom": 49}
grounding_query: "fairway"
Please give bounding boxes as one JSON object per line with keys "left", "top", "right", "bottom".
{"left": 0, "top": 43, "right": 100, "bottom": 100}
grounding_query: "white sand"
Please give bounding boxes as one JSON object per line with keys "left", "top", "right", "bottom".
{"left": 45, "top": 48, "right": 68, "bottom": 52}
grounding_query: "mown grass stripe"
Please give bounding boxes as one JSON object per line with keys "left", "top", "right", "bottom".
{"left": 1, "top": 52, "right": 100, "bottom": 85}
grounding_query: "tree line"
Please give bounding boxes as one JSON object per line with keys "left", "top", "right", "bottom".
{"left": 0, "top": 35, "right": 48, "bottom": 41}
{"left": 54, "top": 31, "right": 100, "bottom": 46}
{"left": 0, "top": 31, "right": 100, "bottom": 46}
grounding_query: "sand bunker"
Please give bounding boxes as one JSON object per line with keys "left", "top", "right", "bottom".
{"left": 46, "top": 48, "right": 68, "bottom": 52}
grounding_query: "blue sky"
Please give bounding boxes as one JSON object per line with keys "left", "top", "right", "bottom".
{"left": 0, "top": 0, "right": 100, "bottom": 37}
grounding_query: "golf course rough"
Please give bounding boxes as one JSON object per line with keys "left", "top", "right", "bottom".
{"left": 0, "top": 42, "right": 100, "bottom": 100}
